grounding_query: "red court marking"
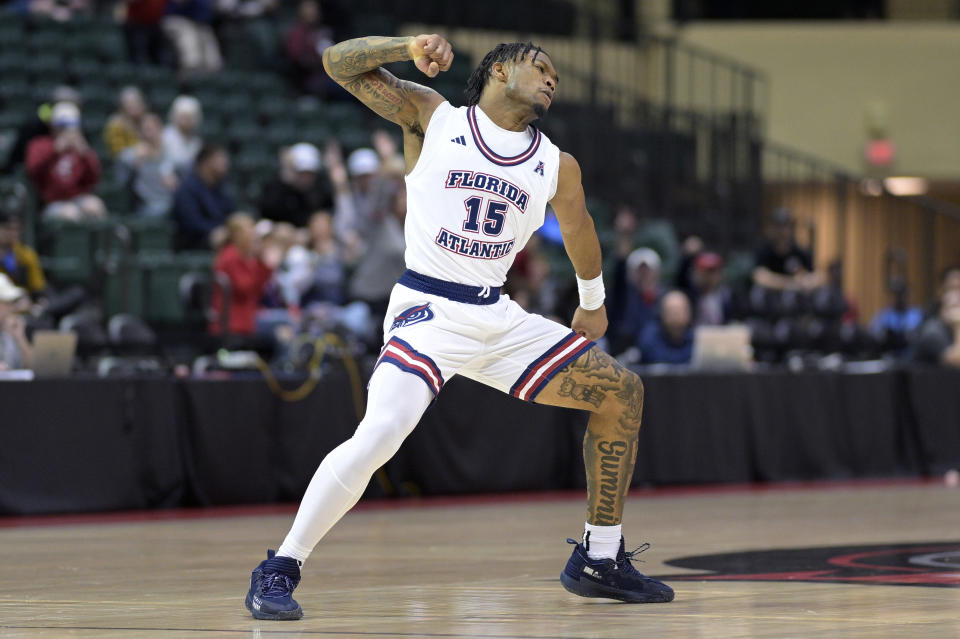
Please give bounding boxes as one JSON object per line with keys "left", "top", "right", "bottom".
{"left": 0, "top": 477, "right": 941, "bottom": 529}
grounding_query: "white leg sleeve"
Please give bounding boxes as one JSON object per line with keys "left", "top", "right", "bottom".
{"left": 277, "top": 364, "right": 434, "bottom": 562}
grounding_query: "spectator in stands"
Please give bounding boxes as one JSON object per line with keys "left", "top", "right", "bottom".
{"left": 0, "top": 274, "right": 32, "bottom": 371}
{"left": 258, "top": 143, "right": 334, "bottom": 228}
{"left": 163, "top": 95, "right": 203, "bottom": 176}
{"left": 171, "top": 144, "right": 234, "bottom": 250}
{"left": 870, "top": 277, "right": 922, "bottom": 357}
{"left": 639, "top": 290, "right": 694, "bottom": 365}
{"left": 347, "top": 179, "right": 407, "bottom": 321}
{"left": 116, "top": 113, "right": 178, "bottom": 218}
{"left": 1, "top": 85, "right": 81, "bottom": 174}
{"left": 216, "top": 0, "right": 278, "bottom": 18}
{"left": 0, "top": 208, "right": 85, "bottom": 327}
{"left": 608, "top": 247, "right": 662, "bottom": 355}
{"left": 277, "top": 211, "right": 344, "bottom": 308}
{"left": 123, "top": 0, "right": 171, "bottom": 66}
{"left": 752, "top": 207, "right": 824, "bottom": 291}
{"left": 26, "top": 102, "right": 107, "bottom": 222}
{"left": 675, "top": 235, "right": 705, "bottom": 293}
{"left": 330, "top": 146, "right": 396, "bottom": 259}
{"left": 103, "top": 87, "right": 149, "bottom": 157}
{"left": 813, "top": 258, "right": 858, "bottom": 325}
{"left": 284, "top": 0, "right": 336, "bottom": 96}
{"left": 11, "top": 0, "right": 91, "bottom": 20}
{"left": 0, "top": 210, "right": 46, "bottom": 300}
{"left": 506, "top": 235, "right": 561, "bottom": 319}
{"left": 689, "top": 251, "right": 733, "bottom": 326}
{"left": 163, "top": 0, "right": 223, "bottom": 75}
{"left": 210, "top": 212, "right": 280, "bottom": 335}
{"left": 914, "top": 266, "right": 960, "bottom": 367}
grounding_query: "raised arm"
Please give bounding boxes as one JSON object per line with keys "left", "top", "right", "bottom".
{"left": 322, "top": 35, "right": 452, "bottom": 142}
{"left": 550, "top": 151, "right": 608, "bottom": 340}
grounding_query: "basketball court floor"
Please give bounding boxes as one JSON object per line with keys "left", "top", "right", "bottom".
{"left": 1, "top": 481, "right": 957, "bottom": 638}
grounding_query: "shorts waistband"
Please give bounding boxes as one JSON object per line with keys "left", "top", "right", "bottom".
{"left": 398, "top": 270, "right": 501, "bottom": 305}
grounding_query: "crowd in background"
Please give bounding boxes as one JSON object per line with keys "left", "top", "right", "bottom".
{"left": 0, "top": 1, "right": 958, "bottom": 374}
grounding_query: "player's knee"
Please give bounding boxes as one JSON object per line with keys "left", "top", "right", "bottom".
{"left": 353, "top": 416, "right": 410, "bottom": 464}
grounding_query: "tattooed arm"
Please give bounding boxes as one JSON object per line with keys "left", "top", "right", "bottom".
{"left": 322, "top": 35, "right": 452, "bottom": 154}
{"left": 551, "top": 152, "right": 608, "bottom": 340}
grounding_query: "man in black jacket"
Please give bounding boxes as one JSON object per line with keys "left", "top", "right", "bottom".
{"left": 258, "top": 143, "right": 334, "bottom": 228}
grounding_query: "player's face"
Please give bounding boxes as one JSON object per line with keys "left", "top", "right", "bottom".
{"left": 506, "top": 52, "right": 559, "bottom": 119}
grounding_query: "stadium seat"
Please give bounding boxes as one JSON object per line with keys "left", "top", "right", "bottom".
{"left": 107, "top": 313, "right": 158, "bottom": 354}
{"left": 59, "top": 310, "right": 110, "bottom": 357}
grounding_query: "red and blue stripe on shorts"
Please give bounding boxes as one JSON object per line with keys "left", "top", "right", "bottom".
{"left": 509, "top": 332, "right": 594, "bottom": 402}
{"left": 375, "top": 336, "right": 444, "bottom": 396}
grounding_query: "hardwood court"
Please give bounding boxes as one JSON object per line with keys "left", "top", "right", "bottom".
{"left": 1, "top": 482, "right": 958, "bottom": 638}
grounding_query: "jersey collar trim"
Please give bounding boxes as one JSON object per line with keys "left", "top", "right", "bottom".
{"left": 467, "top": 105, "right": 541, "bottom": 166}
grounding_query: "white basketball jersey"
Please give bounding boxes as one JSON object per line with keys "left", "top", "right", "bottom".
{"left": 403, "top": 102, "right": 561, "bottom": 288}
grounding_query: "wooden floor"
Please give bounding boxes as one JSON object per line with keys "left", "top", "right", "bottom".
{"left": 1, "top": 483, "right": 958, "bottom": 638}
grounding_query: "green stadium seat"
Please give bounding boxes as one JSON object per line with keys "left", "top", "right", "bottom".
{"left": 26, "top": 53, "right": 66, "bottom": 79}
{"left": 25, "top": 31, "right": 64, "bottom": 55}
{"left": 258, "top": 95, "right": 289, "bottom": 121}
{"left": 67, "top": 57, "right": 105, "bottom": 82}
{"left": 38, "top": 218, "right": 119, "bottom": 285}
{"left": 149, "top": 87, "right": 179, "bottom": 113}
{"left": 0, "top": 22, "right": 24, "bottom": 47}
{"left": 96, "top": 182, "right": 130, "bottom": 214}
{"left": 336, "top": 125, "right": 372, "bottom": 152}
{"left": 103, "top": 259, "right": 145, "bottom": 317}
{"left": 125, "top": 217, "right": 174, "bottom": 252}
{"left": 136, "top": 250, "right": 214, "bottom": 324}
{"left": 104, "top": 63, "right": 140, "bottom": 88}
{"left": 220, "top": 93, "right": 254, "bottom": 118}
{"left": 264, "top": 122, "right": 299, "bottom": 147}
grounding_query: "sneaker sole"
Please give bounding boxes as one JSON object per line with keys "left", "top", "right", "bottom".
{"left": 560, "top": 572, "right": 675, "bottom": 603}
{"left": 245, "top": 593, "right": 304, "bottom": 620}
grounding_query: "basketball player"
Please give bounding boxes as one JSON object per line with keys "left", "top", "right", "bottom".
{"left": 245, "top": 34, "right": 674, "bottom": 620}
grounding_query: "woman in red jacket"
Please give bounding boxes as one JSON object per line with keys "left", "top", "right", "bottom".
{"left": 210, "top": 213, "right": 278, "bottom": 335}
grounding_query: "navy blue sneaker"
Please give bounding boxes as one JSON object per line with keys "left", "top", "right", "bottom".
{"left": 244, "top": 550, "right": 303, "bottom": 620}
{"left": 560, "top": 537, "right": 674, "bottom": 603}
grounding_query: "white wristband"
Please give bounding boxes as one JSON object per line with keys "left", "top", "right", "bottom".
{"left": 576, "top": 273, "right": 605, "bottom": 311}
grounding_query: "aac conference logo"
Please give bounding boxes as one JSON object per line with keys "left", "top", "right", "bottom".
{"left": 661, "top": 542, "right": 960, "bottom": 587}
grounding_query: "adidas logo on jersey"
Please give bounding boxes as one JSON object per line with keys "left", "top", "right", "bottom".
{"left": 451, "top": 135, "right": 466, "bottom": 146}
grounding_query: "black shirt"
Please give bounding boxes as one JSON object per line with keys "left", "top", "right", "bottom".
{"left": 754, "top": 242, "right": 813, "bottom": 276}
{"left": 258, "top": 175, "right": 334, "bottom": 228}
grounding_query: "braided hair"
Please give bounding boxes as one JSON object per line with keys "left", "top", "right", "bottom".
{"left": 463, "top": 42, "right": 545, "bottom": 106}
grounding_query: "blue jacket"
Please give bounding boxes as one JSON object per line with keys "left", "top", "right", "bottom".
{"left": 639, "top": 322, "right": 694, "bottom": 365}
{"left": 172, "top": 172, "right": 235, "bottom": 251}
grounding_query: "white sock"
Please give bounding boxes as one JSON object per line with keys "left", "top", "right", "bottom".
{"left": 584, "top": 522, "right": 622, "bottom": 560}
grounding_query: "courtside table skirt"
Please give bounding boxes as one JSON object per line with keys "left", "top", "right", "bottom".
{"left": 1, "top": 368, "right": 957, "bottom": 515}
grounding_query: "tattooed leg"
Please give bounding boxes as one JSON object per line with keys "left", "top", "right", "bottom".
{"left": 535, "top": 346, "right": 644, "bottom": 525}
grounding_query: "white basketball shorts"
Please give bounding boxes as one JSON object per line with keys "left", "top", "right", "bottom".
{"left": 375, "top": 270, "right": 595, "bottom": 402}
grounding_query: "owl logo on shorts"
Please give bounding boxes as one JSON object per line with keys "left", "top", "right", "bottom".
{"left": 391, "top": 303, "right": 435, "bottom": 330}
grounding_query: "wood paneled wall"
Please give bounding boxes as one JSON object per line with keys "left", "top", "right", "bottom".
{"left": 764, "top": 182, "right": 960, "bottom": 321}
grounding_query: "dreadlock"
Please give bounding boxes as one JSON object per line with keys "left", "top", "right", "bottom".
{"left": 463, "top": 42, "right": 545, "bottom": 106}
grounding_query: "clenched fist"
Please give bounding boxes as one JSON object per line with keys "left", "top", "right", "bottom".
{"left": 408, "top": 34, "right": 453, "bottom": 78}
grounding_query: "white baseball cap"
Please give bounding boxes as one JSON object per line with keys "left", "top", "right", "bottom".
{"left": 289, "top": 143, "right": 321, "bottom": 172}
{"left": 51, "top": 102, "right": 81, "bottom": 128}
{"left": 627, "top": 247, "right": 661, "bottom": 271}
{"left": 0, "top": 273, "right": 26, "bottom": 303}
{"left": 347, "top": 148, "right": 381, "bottom": 176}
